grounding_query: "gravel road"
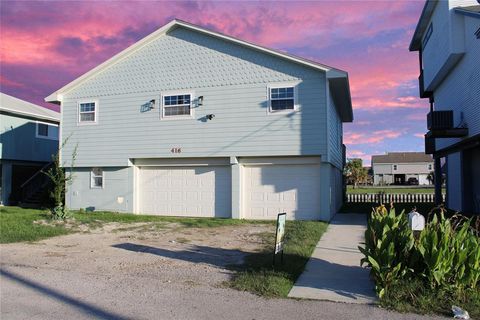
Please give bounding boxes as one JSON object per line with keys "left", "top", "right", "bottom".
{"left": 0, "top": 223, "right": 448, "bottom": 320}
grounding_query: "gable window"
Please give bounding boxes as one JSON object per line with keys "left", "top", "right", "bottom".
{"left": 79, "top": 102, "right": 97, "bottom": 123}
{"left": 162, "top": 94, "right": 192, "bottom": 118}
{"left": 90, "top": 168, "right": 104, "bottom": 188}
{"left": 269, "top": 86, "right": 296, "bottom": 113}
{"left": 36, "top": 122, "right": 59, "bottom": 140}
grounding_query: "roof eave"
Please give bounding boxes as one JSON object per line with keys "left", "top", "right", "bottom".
{"left": 0, "top": 108, "right": 60, "bottom": 123}
{"left": 328, "top": 71, "right": 353, "bottom": 123}
{"left": 454, "top": 6, "right": 480, "bottom": 18}
{"left": 409, "top": 0, "right": 438, "bottom": 52}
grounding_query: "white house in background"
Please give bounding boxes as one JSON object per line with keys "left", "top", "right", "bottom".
{"left": 45, "top": 19, "right": 353, "bottom": 221}
{"left": 409, "top": 0, "right": 479, "bottom": 214}
{"left": 372, "top": 152, "right": 434, "bottom": 186}
{"left": 0, "top": 93, "right": 60, "bottom": 205}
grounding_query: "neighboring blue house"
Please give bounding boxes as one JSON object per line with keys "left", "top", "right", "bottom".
{"left": 0, "top": 93, "right": 60, "bottom": 205}
{"left": 46, "top": 19, "right": 353, "bottom": 221}
{"left": 410, "top": 0, "right": 479, "bottom": 214}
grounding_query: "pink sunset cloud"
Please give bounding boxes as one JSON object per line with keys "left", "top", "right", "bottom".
{"left": 344, "top": 130, "right": 403, "bottom": 145}
{"left": 0, "top": 0, "right": 429, "bottom": 161}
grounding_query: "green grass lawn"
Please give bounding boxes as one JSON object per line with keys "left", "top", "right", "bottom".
{"left": 229, "top": 220, "right": 328, "bottom": 297}
{"left": 0, "top": 207, "right": 71, "bottom": 243}
{"left": 0, "top": 206, "right": 271, "bottom": 243}
{"left": 347, "top": 186, "right": 440, "bottom": 194}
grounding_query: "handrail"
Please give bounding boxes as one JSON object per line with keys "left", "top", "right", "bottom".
{"left": 20, "top": 161, "right": 53, "bottom": 189}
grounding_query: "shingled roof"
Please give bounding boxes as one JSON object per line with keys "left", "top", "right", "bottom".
{"left": 371, "top": 152, "right": 433, "bottom": 164}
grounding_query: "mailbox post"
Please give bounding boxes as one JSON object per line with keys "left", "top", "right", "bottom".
{"left": 408, "top": 208, "right": 425, "bottom": 237}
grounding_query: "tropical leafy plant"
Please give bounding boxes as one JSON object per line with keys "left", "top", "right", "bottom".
{"left": 360, "top": 205, "right": 480, "bottom": 299}
{"left": 359, "top": 206, "right": 414, "bottom": 297}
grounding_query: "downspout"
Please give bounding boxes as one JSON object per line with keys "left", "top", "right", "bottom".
{"left": 434, "top": 156, "right": 443, "bottom": 205}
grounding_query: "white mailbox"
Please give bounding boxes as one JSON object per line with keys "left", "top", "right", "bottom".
{"left": 408, "top": 210, "right": 425, "bottom": 231}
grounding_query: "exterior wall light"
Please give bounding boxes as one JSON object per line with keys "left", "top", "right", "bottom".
{"left": 149, "top": 99, "right": 155, "bottom": 109}
{"left": 197, "top": 96, "right": 204, "bottom": 106}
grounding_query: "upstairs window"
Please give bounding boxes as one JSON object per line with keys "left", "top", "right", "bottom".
{"left": 90, "top": 168, "right": 104, "bottom": 188}
{"left": 269, "top": 87, "right": 295, "bottom": 112}
{"left": 36, "top": 122, "right": 59, "bottom": 140}
{"left": 79, "top": 102, "right": 97, "bottom": 123}
{"left": 422, "top": 23, "right": 433, "bottom": 50}
{"left": 162, "top": 94, "right": 192, "bottom": 118}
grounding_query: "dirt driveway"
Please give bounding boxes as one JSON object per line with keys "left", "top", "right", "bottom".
{"left": 1, "top": 222, "right": 272, "bottom": 288}
{"left": 0, "top": 222, "right": 446, "bottom": 320}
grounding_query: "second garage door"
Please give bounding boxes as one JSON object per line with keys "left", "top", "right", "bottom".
{"left": 138, "top": 166, "right": 231, "bottom": 217}
{"left": 243, "top": 164, "right": 321, "bottom": 220}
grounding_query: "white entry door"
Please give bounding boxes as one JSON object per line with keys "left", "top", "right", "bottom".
{"left": 243, "top": 164, "right": 321, "bottom": 220}
{"left": 138, "top": 166, "right": 231, "bottom": 217}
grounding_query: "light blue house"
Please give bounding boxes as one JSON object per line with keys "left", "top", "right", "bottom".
{"left": 410, "top": 0, "right": 479, "bottom": 214}
{"left": 46, "top": 19, "right": 353, "bottom": 221}
{"left": 0, "top": 93, "right": 60, "bottom": 205}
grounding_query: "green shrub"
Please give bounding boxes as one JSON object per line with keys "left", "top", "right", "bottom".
{"left": 360, "top": 205, "right": 480, "bottom": 299}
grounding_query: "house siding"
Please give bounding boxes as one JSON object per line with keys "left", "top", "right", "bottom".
{"left": 0, "top": 113, "right": 58, "bottom": 163}
{"left": 373, "top": 162, "right": 433, "bottom": 175}
{"left": 61, "top": 27, "right": 328, "bottom": 167}
{"left": 434, "top": 14, "right": 480, "bottom": 150}
{"left": 327, "top": 84, "right": 343, "bottom": 169}
{"left": 67, "top": 166, "right": 134, "bottom": 212}
{"left": 422, "top": 0, "right": 450, "bottom": 89}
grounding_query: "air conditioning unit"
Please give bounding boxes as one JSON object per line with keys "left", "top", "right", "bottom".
{"left": 427, "top": 111, "right": 453, "bottom": 130}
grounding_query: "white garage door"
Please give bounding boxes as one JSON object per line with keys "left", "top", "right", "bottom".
{"left": 138, "top": 166, "right": 231, "bottom": 217}
{"left": 244, "top": 164, "right": 321, "bottom": 220}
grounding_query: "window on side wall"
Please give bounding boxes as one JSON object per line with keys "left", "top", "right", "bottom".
{"left": 36, "top": 122, "right": 59, "bottom": 140}
{"left": 422, "top": 23, "right": 433, "bottom": 50}
{"left": 269, "top": 86, "right": 296, "bottom": 113}
{"left": 79, "top": 102, "right": 97, "bottom": 124}
{"left": 91, "top": 168, "right": 104, "bottom": 189}
{"left": 162, "top": 94, "right": 192, "bottom": 118}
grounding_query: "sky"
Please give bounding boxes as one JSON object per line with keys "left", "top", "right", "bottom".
{"left": 0, "top": 0, "right": 429, "bottom": 165}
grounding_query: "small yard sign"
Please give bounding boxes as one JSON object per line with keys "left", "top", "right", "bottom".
{"left": 273, "top": 213, "right": 286, "bottom": 265}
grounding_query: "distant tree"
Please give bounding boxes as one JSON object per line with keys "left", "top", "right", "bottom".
{"left": 344, "top": 158, "right": 368, "bottom": 188}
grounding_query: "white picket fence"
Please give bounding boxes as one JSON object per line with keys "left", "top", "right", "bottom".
{"left": 347, "top": 193, "right": 446, "bottom": 203}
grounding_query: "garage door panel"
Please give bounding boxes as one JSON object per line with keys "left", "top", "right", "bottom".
{"left": 139, "top": 166, "right": 231, "bottom": 217}
{"left": 244, "top": 164, "right": 320, "bottom": 220}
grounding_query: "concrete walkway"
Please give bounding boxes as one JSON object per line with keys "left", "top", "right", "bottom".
{"left": 288, "top": 213, "right": 377, "bottom": 304}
